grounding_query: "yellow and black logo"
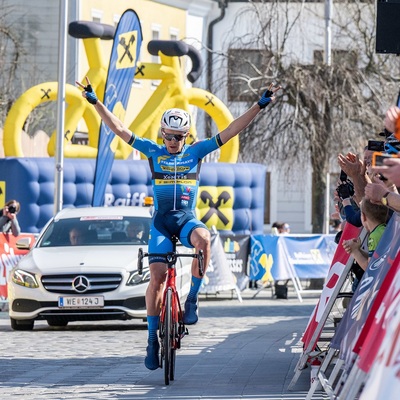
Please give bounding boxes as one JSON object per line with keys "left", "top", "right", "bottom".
{"left": 196, "top": 186, "right": 234, "bottom": 230}
{"left": 0, "top": 182, "right": 5, "bottom": 208}
{"left": 117, "top": 31, "right": 138, "bottom": 69}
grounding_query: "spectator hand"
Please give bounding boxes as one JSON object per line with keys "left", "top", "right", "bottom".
{"left": 384, "top": 106, "right": 400, "bottom": 134}
{"left": 342, "top": 238, "right": 360, "bottom": 254}
{"left": 371, "top": 157, "right": 400, "bottom": 187}
{"left": 365, "top": 182, "right": 389, "bottom": 205}
{"left": 338, "top": 153, "right": 363, "bottom": 179}
{"left": 76, "top": 76, "right": 98, "bottom": 105}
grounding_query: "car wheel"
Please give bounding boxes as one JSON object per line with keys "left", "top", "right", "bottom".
{"left": 47, "top": 318, "right": 69, "bottom": 327}
{"left": 10, "top": 317, "right": 34, "bottom": 331}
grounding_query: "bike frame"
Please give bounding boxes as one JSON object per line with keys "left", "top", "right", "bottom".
{"left": 159, "top": 251, "right": 185, "bottom": 349}
{"left": 137, "top": 236, "right": 203, "bottom": 385}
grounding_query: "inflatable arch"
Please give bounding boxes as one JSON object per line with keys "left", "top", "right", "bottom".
{"left": 0, "top": 158, "right": 266, "bottom": 234}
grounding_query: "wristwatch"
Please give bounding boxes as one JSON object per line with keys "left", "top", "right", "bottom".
{"left": 381, "top": 192, "right": 390, "bottom": 206}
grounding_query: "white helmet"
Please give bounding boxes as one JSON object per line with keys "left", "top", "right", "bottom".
{"left": 161, "top": 108, "right": 191, "bottom": 132}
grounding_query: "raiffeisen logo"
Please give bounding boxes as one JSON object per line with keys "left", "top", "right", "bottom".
{"left": 104, "top": 192, "right": 147, "bottom": 206}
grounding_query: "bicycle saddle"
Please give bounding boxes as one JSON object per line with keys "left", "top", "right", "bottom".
{"left": 68, "top": 21, "right": 115, "bottom": 40}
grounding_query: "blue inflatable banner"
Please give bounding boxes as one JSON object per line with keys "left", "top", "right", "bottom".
{"left": 0, "top": 158, "right": 266, "bottom": 235}
{"left": 92, "top": 9, "right": 143, "bottom": 206}
{"left": 250, "top": 234, "right": 336, "bottom": 281}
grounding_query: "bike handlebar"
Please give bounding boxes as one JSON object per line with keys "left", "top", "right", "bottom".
{"left": 147, "top": 40, "right": 203, "bottom": 83}
{"left": 68, "top": 21, "right": 203, "bottom": 83}
{"left": 68, "top": 21, "right": 115, "bottom": 40}
{"left": 138, "top": 249, "right": 204, "bottom": 277}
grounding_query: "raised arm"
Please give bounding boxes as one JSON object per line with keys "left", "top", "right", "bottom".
{"left": 219, "top": 83, "right": 281, "bottom": 145}
{"left": 77, "top": 77, "right": 132, "bottom": 143}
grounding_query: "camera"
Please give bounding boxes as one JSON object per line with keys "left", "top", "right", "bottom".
{"left": 372, "top": 151, "right": 400, "bottom": 167}
{"left": 7, "top": 205, "right": 16, "bottom": 214}
{"left": 336, "top": 180, "right": 355, "bottom": 200}
{"left": 339, "top": 170, "right": 347, "bottom": 182}
{"left": 368, "top": 140, "right": 385, "bottom": 152}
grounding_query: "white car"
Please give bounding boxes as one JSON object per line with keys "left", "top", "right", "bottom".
{"left": 7, "top": 206, "right": 192, "bottom": 330}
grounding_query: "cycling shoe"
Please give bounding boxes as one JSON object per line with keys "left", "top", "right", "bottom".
{"left": 144, "top": 339, "right": 160, "bottom": 370}
{"left": 183, "top": 300, "right": 198, "bottom": 325}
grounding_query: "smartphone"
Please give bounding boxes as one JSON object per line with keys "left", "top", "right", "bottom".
{"left": 372, "top": 151, "right": 399, "bottom": 167}
{"left": 368, "top": 140, "right": 385, "bottom": 152}
{"left": 339, "top": 170, "right": 347, "bottom": 182}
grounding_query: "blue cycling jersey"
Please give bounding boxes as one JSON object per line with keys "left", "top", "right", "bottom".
{"left": 130, "top": 135, "right": 221, "bottom": 214}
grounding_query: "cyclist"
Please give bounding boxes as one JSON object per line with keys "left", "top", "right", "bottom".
{"left": 78, "top": 77, "right": 281, "bottom": 370}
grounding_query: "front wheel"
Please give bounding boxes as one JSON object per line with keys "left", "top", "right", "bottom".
{"left": 163, "top": 288, "right": 173, "bottom": 385}
{"left": 10, "top": 317, "right": 34, "bottom": 331}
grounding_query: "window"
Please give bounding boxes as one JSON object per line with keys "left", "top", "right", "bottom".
{"left": 151, "top": 25, "right": 161, "bottom": 87}
{"left": 228, "top": 49, "right": 272, "bottom": 102}
{"left": 313, "top": 50, "right": 358, "bottom": 68}
{"left": 170, "top": 28, "right": 179, "bottom": 41}
{"left": 91, "top": 9, "right": 103, "bottom": 23}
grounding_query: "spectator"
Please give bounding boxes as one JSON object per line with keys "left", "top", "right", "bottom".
{"left": 69, "top": 227, "right": 85, "bottom": 246}
{"left": 126, "top": 221, "right": 145, "bottom": 242}
{"left": 330, "top": 219, "right": 342, "bottom": 234}
{"left": 271, "top": 221, "right": 290, "bottom": 234}
{"left": 342, "top": 197, "right": 388, "bottom": 272}
{"left": 371, "top": 115, "right": 400, "bottom": 187}
{"left": 0, "top": 200, "right": 21, "bottom": 237}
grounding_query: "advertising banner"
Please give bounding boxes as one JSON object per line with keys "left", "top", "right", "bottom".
{"left": 357, "top": 251, "right": 400, "bottom": 374}
{"left": 301, "top": 222, "right": 361, "bottom": 350}
{"left": 201, "top": 231, "right": 237, "bottom": 295}
{"left": 358, "top": 261, "right": 400, "bottom": 400}
{"left": 220, "top": 234, "right": 250, "bottom": 290}
{"left": 331, "top": 213, "right": 400, "bottom": 370}
{"left": 0, "top": 233, "right": 35, "bottom": 301}
{"left": 92, "top": 9, "right": 143, "bottom": 206}
{"left": 250, "top": 234, "right": 336, "bottom": 282}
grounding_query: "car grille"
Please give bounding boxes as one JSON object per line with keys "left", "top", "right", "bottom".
{"left": 41, "top": 273, "right": 122, "bottom": 294}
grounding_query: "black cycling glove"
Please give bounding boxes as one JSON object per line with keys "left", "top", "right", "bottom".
{"left": 84, "top": 84, "right": 98, "bottom": 105}
{"left": 257, "top": 89, "right": 274, "bottom": 109}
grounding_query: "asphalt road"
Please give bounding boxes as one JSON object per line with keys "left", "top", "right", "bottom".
{"left": 0, "top": 289, "right": 327, "bottom": 400}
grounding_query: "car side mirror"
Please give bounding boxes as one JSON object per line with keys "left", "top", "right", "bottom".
{"left": 15, "top": 237, "right": 32, "bottom": 250}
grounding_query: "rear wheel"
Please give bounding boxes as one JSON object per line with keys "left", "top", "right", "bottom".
{"left": 10, "top": 317, "right": 34, "bottom": 331}
{"left": 163, "top": 288, "right": 173, "bottom": 385}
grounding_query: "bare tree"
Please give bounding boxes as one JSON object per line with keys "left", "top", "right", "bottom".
{"left": 210, "top": 0, "right": 400, "bottom": 232}
{"left": 0, "top": 2, "right": 25, "bottom": 126}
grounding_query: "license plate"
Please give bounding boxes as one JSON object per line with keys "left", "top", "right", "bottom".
{"left": 58, "top": 296, "right": 104, "bottom": 308}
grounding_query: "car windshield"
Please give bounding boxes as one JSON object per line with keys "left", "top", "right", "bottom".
{"left": 38, "top": 216, "right": 151, "bottom": 247}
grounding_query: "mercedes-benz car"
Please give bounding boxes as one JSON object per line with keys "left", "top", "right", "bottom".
{"left": 7, "top": 206, "right": 192, "bottom": 330}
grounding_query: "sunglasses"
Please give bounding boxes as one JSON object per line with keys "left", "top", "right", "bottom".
{"left": 162, "top": 130, "right": 187, "bottom": 142}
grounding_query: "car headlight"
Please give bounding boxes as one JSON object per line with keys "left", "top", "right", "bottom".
{"left": 11, "top": 269, "right": 39, "bottom": 288}
{"left": 127, "top": 267, "right": 150, "bottom": 285}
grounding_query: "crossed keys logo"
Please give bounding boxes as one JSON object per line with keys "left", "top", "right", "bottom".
{"left": 196, "top": 186, "right": 234, "bottom": 230}
{"left": 117, "top": 31, "right": 138, "bottom": 69}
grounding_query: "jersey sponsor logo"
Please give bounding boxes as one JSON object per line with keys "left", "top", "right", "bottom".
{"left": 160, "top": 165, "right": 190, "bottom": 173}
{"left": 196, "top": 186, "right": 234, "bottom": 230}
{"left": 155, "top": 179, "right": 197, "bottom": 185}
{"left": 181, "top": 195, "right": 190, "bottom": 201}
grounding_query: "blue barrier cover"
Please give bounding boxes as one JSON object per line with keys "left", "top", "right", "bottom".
{"left": 250, "top": 234, "right": 337, "bottom": 281}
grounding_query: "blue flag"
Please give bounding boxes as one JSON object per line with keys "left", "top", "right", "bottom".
{"left": 92, "top": 9, "right": 143, "bottom": 206}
